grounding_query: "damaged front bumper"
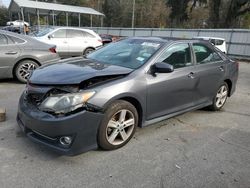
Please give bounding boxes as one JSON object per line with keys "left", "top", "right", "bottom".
{"left": 17, "top": 93, "right": 104, "bottom": 155}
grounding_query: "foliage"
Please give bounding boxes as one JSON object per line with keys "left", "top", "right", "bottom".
{"left": 0, "top": 6, "right": 8, "bottom": 26}
{"left": 1, "top": 0, "right": 250, "bottom": 28}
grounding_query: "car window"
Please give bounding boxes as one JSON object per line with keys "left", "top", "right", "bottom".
{"left": 215, "top": 39, "right": 224, "bottom": 45}
{"left": 33, "top": 28, "right": 54, "bottom": 37}
{"left": 82, "top": 31, "right": 95, "bottom": 38}
{"left": 7, "top": 35, "right": 25, "bottom": 44}
{"left": 67, "top": 29, "right": 84, "bottom": 38}
{"left": 0, "top": 34, "right": 8, "bottom": 45}
{"left": 157, "top": 43, "right": 192, "bottom": 69}
{"left": 52, "top": 29, "right": 66, "bottom": 38}
{"left": 87, "top": 39, "right": 163, "bottom": 69}
{"left": 193, "top": 43, "right": 222, "bottom": 64}
{"left": 209, "top": 39, "right": 216, "bottom": 45}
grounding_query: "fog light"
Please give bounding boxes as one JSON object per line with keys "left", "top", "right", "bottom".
{"left": 59, "top": 136, "right": 72, "bottom": 146}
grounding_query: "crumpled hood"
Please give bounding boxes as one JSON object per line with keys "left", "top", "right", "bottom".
{"left": 29, "top": 58, "right": 133, "bottom": 85}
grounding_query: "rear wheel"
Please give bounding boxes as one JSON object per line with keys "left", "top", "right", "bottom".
{"left": 98, "top": 100, "right": 138, "bottom": 150}
{"left": 15, "top": 60, "right": 39, "bottom": 83}
{"left": 83, "top": 48, "right": 94, "bottom": 55}
{"left": 209, "top": 82, "right": 229, "bottom": 111}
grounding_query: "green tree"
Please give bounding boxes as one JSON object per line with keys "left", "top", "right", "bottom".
{"left": 102, "top": 0, "right": 122, "bottom": 27}
{"left": 0, "top": 6, "right": 8, "bottom": 26}
{"left": 209, "top": 0, "right": 250, "bottom": 28}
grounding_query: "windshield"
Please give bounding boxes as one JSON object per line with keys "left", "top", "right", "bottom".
{"left": 87, "top": 38, "right": 163, "bottom": 69}
{"left": 33, "top": 28, "right": 54, "bottom": 37}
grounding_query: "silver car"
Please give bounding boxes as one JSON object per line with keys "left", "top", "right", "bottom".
{"left": 0, "top": 30, "right": 60, "bottom": 83}
{"left": 33, "top": 27, "right": 103, "bottom": 58}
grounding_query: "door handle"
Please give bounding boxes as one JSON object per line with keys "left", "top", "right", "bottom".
{"left": 5, "top": 51, "right": 17, "bottom": 55}
{"left": 63, "top": 41, "right": 67, "bottom": 44}
{"left": 219, "top": 66, "right": 224, "bottom": 72}
{"left": 188, "top": 72, "right": 195, "bottom": 79}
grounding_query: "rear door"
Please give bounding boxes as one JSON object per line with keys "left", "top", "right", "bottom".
{"left": 0, "top": 34, "right": 20, "bottom": 79}
{"left": 191, "top": 42, "right": 226, "bottom": 104}
{"left": 146, "top": 43, "right": 199, "bottom": 120}
{"left": 66, "top": 29, "right": 88, "bottom": 56}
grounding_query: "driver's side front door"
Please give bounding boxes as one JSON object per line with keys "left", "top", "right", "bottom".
{"left": 146, "top": 43, "right": 198, "bottom": 120}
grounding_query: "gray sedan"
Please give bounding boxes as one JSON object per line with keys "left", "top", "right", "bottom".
{"left": 17, "top": 37, "right": 238, "bottom": 155}
{"left": 0, "top": 30, "right": 60, "bottom": 83}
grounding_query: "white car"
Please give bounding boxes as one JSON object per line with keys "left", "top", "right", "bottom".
{"left": 7, "top": 20, "right": 30, "bottom": 27}
{"left": 193, "top": 36, "right": 227, "bottom": 54}
{"left": 34, "top": 27, "right": 103, "bottom": 58}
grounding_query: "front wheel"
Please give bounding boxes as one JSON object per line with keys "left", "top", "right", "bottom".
{"left": 209, "top": 82, "right": 229, "bottom": 111}
{"left": 98, "top": 100, "right": 138, "bottom": 150}
{"left": 15, "top": 60, "right": 39, "bottom": 83}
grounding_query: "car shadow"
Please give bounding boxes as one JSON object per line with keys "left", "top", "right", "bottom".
{"left": 0, "top": 78, "right": 25, "bottom": 85}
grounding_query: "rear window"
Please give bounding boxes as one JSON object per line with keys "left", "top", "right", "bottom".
{"left": 67, "top": 29, "right": 84, "bottom": 38}
{"left": 82, "top": 31, "right": 95, "bottom": 38}
{"left": 193, "top": 43, "right": 222, "bottom": 63}
{"left": 66, "top": 29, "right": 95, "bottom": 38}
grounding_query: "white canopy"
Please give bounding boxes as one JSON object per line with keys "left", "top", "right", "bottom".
{"left": 8, "top": 0, "right": 104, "bottom": 28}
{"left": 9, "top": 0, "right": 104, "bottom": 16}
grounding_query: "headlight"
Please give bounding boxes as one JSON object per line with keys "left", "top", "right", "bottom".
{"left": 39, "top": 91, "right": 95, "bottom": 114}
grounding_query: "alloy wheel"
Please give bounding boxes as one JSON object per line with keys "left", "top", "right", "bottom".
{"left": 215, "top": 85, "right": 228, "bottom": 108}
{"left": 106, "top": 109, "right": 135, "bottom": 146}
{"left": 17, "top": 61, "right": 37, "bottom": 81}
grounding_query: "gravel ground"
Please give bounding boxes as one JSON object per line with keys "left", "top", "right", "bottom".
{"left": 0, "top": 61, "right": 249, "bottom": 188}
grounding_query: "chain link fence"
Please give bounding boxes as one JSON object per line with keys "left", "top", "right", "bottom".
{"left": 89, "top": 27, "right": 250, "bottom": 60}
{"left": 1, "top": 26, "right": 249, "bottom": 59}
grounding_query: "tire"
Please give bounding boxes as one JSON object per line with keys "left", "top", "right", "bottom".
{"left": 83, "top": 48, "right": 94, "bottom": 55}
{"left": 209, "top": 82, "right": 229, "bottom": 111}
{"left": 15, "top": 60, "right": 39, "bottom": 83}
{"left": 98, "top": 100, "right": 138, "bottom": 150}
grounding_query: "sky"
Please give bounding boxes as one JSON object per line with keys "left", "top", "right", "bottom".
{"left": 2, "top": 0, "right": 10, "bottom": 7}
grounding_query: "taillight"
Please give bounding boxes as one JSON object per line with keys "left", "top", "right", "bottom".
{"left": 236, "top": 61, "right": 239, "bottom": 69}
{"left": 49, "top": 47, "right": 57, "bottom": 53}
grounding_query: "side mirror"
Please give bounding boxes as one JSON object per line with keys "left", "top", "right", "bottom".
{"left": 48, "top": 34, "right": 53, "bottom": 39}
{"left": 151, "top": 62, "right": 174, "bottom": 74}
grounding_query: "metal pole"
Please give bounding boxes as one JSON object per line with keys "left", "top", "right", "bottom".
{"left": 46, "top": 15, "right": 49, "bottom": 26}
{"left": 9, "top": 11, "right": 12, "bottom": 21}
{"left": 79, "top": 13, "right": 81, "bottom": 27}
{"left": 101, "top": 16, "right": 103, "bottom": 27}
{"left": 28, "top": 12, "right": 31, "bottom": 26}
{"left": 20, "top": 7, "right": 25, "bottom": 34}
{"left": 52, "top": 10, "right": 55, "bottom": 26}
{"left": 66, "top": 12, "right": 68, "bottom": 26}
{"left": 132, "top": 0, "right": 135, "bottom": 28}
{"left": 90, "top": 15, "right": 93, "bottom": 27}
{"left": 37, "top": 9, "right": 40, "bottom": 31}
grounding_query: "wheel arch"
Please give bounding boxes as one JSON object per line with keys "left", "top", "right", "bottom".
{"left": 12, "top": 58, "right": 41, "bottom": 78}
{"left": 224, "top": 79, "right": 232, "bottom": 97}
{"left": 83, "top": 47, "right": 95, "bottom": 54}
{"left": 102, "top": 94, "right": 144, "bottom": 128}
{"left": 118, "top": 97, "right": 143, "bottom": 127}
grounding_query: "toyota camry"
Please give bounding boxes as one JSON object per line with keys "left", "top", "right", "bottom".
{"left": 17, "top": 37, "right": 238, "bottom": 155}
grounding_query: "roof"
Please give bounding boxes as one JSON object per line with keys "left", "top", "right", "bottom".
{"left": 8, "top": 0, "right": 104, "bottom": 16}
{"left": 193, "top": 36, "right": 225, "bottom": 41}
